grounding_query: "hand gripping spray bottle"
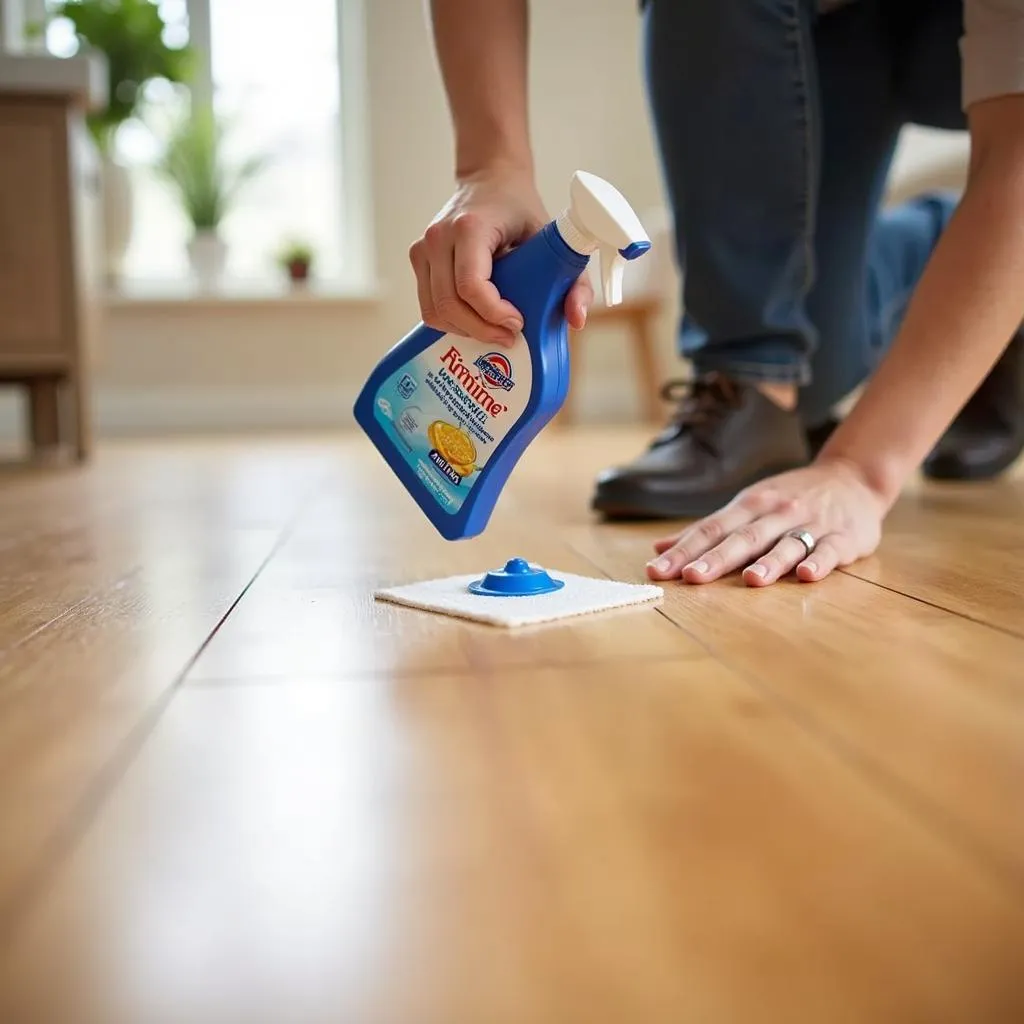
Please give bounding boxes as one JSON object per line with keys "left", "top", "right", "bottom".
{"left": 354, "top": 171, "right": 651, "bottom": 541}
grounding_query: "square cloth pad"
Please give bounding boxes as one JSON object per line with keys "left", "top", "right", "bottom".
{"left": 374, "top": 567, "right": 663, "bottom": 628}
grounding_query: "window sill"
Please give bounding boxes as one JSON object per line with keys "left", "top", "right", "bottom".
{"left": 105, "top": 278, "right": 385, "bottom": 312}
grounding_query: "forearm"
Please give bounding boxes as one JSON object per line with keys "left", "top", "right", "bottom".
{"left": 428, "top": 0, "right": 532, "bottom": 179}
{"left": 821, "top": 111, "right": 1024, "bottom": 504}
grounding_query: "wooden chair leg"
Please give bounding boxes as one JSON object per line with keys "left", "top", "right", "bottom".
{"left": 27, "top": 377, "right": 62, "bottom": 455}
{"left": 631, "top": 310, "right": 663, "bottom": 423}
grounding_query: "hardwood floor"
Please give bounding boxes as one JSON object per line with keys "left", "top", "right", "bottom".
{"left": 0, "top": 430, "right": 1022, "bottom": 1024}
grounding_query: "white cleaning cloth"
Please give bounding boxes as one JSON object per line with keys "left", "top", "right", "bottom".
{"left": 374, "top": 567, "right": 663, "bottom": 628}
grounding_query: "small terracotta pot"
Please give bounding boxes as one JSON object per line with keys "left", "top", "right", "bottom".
{"left": 287, "top": 259, "right": 310, "bottom": 282}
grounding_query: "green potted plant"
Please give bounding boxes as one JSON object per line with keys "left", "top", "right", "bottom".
{"left": 277, "top": 240, "right": 315, "bottom": 286}
{"left": 50, "top": 0, "right": 193, "bottom": 284}
{"left": 155, "top": 107, "right": 266, "bottom": 289}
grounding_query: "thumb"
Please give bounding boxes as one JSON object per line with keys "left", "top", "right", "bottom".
{"left": 565, "top": 273, "right": 595, "bottom": 331}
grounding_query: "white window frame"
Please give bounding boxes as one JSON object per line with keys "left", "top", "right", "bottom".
{"left": 335, "top": 0, "right": 374, "bottom": 290}
{"left": 1, "top": 0, "right": 376, "bottom": 293}
{"left": 1, "top": 0, "right": 48, "bottom": 52}
{"left": 183, "top": 0, "right": 375, "bottom": 291}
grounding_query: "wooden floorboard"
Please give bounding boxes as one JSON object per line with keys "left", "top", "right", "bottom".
{"left": 2, "top": 667, "right": 1024, "bottom": 1024}
{"left": 0, "top": 431, "right": 1022, "bottom": 1023}
{"left": 841, "top": 479, "right": 1024, "bottom": 637}
{"left": 0, "top": 440, "right": 329, "bottom": 925}
{"left": 182, "top": 487, "right": 697, "bottom": 683}
{"left": 568, "top": 524, "right": 1024, "bottom": 894}
{"left": 513, "top": 428, "right": 1024, "bottom": 637}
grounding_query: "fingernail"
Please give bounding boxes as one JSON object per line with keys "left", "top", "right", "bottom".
{"left": 802, "top": 561, "right": 817, "bottom": 575}
{"left": 685, "top": 560, "right": 709, "bottom": 574}
{"left": 502, "top": 317, "right": 523, "bottom": 333}
{"left": 746, "top": 564, "right": 767, "bottom": 578}
{"left": 648, "top": 556, "right": 673, "bottom": 574}
{"left": 579, "top": 307, "right": 589, "bottom": 327}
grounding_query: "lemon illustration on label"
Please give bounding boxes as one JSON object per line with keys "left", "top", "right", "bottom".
{"left": 428, "top": 420, "right": 477, "bottom": 477}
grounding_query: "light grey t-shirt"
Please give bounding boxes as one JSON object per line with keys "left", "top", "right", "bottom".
{"left": 821, "top": 0, "right": 1024, "bottom": 109}
{"left": 960, "top": 0, "right": 1024, "bottom": 108}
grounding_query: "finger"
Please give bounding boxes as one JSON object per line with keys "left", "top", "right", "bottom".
{"left": 795, "top": 536, "right": 845, "bottom": 583}
{"left": 742, "top": 528, "right": 819, "bottom": 586}
{"left": 410, "top": 240, "right": 458, "bottom": 334}
{"left": 451, "top": 214, "right": 524, "bottom": 333}
{"left": 680, "top": 507, "right": 806, "bottom": 584}
{"left": 645, "top": 490, "right": 784, "bottom": 579}
{"left": 409, "top": 241, "right": 433, "bottom": 321}
{"left": 426, "top": 225, "right": 517, "bottom": 345}
{"left": 652, "top": 523, "right": 696, "bottom": 555}
{"left": 652, "top": 532, "right": 683, "bottom": 555}
{"left": 565, "top": 274, "right": 594, "bottom": 330}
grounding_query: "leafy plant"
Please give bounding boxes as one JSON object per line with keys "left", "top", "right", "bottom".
{"left": 277, "top": 240, "right": 314, "bottom": 268}
{"left": 155, "top": 108, "right": 266, "bottom": 232}
{"left": 276, "top": 239, "right": 315, "bottom": 282}
{"left": 23, "top": 19, "right": 46, "bottom": 43}
{"left": 51, "top": 0, "right": 193, "bottom": 153}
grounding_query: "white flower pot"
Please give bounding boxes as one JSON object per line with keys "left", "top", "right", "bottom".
{"left": 187, "top": 230, "right": 227, "bottom": 290}
{"left": 102, "top": 153, "right": 133, "bottom": 287}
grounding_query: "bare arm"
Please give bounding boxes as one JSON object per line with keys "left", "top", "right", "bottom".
{"left": 646, "top": 93, "right": 1024, "bottom": 588}
{"left": 428, "top": 0, "right": 533, "bottom": 179}
{"left": 411, "top": 1, "right": 593, "bottom": 343}
{"left": 821, "top": 95, "right": 1024, "bottom": 503}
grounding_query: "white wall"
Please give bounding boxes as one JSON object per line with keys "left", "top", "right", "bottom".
{"left": 79, "top": 0, "right": 669, "bottom": 438}
{"left": 0, "top": 0, "right": 969, "bottom": 441}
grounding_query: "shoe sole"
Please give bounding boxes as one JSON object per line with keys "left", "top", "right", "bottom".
{"left": 590, "top": 462, "right": 809, "bottom": 521}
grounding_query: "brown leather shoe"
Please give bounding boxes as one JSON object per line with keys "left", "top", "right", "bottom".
{"left": 591, "top": 374, "right": 811, "bottom": 519}
{"left": 923, "top": 329, "right": 1024, "bottom": 481}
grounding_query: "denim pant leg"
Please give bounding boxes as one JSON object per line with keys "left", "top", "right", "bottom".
{"left": 642, "top": 0, "right": 820, "bottom": 385}
{"left": 797, "top": 0, "right": 966, "bottom": 426}
{"left": 800, "top": 195, "right": 958, "bottom": 426}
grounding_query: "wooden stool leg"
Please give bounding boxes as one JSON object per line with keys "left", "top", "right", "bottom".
{"left": 557, "top": 328, "right": 582, "bottom": 427}
{"left": 631, "top": 309, "right": 662, "bottom": 423}
{"left": 27, "top": 377, "right": 62, "bottom": 455}
{"left": 69, "top": 370, "right": 93, "bottom": 462}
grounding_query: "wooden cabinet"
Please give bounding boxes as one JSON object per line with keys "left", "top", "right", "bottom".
{"left": 0, "top": 68, "right": 103, "bottom": 461}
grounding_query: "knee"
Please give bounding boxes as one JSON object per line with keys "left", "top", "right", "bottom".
{"left": 871, "top": 190, "right": 958, "bottom": 286}
{"left": 881, "top": 191, "right": 958, "bottom": 241}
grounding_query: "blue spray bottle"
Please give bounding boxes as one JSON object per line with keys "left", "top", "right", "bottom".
{"left": 353, "top": 170, "right": 651, "bottom": 541}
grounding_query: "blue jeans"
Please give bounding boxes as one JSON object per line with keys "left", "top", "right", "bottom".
{"left": 642, "top": 0, "right": 966, "bottom": 427}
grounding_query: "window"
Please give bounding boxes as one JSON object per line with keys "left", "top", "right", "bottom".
{"left": 40, "top": 0, "right": 369, "bottom": 290}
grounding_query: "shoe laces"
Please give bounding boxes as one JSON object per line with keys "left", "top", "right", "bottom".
{"left": 652, "top": 373, "right": 743, "bottom": 446}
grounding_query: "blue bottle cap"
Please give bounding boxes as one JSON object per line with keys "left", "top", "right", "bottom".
{"left": 468, "top": 557, "right": 566, "bottom": 597}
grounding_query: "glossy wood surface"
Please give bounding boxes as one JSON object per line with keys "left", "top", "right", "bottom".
{"left": 0, "top": 432, "right": 1022, "bottom": 1023}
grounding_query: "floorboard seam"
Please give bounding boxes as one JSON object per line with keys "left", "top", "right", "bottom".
{"left": 566, "top": 541, "right": 1024, "bottom": 904}
{"left": 0, "top": 475, "right": 328, "bottom": 946}
{"left": 837, "top": 568, "right": 1024, "bottom": 640}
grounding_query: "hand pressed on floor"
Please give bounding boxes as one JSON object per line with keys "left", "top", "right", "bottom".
{"left": 645, "top": 459, "right": 888, "bottom": 586}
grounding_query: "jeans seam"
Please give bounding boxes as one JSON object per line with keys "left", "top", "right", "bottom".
{"left": 788, "top": 0, "right": 816, "bottom": 298}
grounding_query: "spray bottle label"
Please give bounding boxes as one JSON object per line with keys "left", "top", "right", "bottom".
{"left": 372, "top": 332, "right": 533, "bottom": 513}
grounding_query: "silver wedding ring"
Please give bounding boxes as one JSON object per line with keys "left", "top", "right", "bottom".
{"left": 786, "top": 529, "right": 816, "bottom": 558}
